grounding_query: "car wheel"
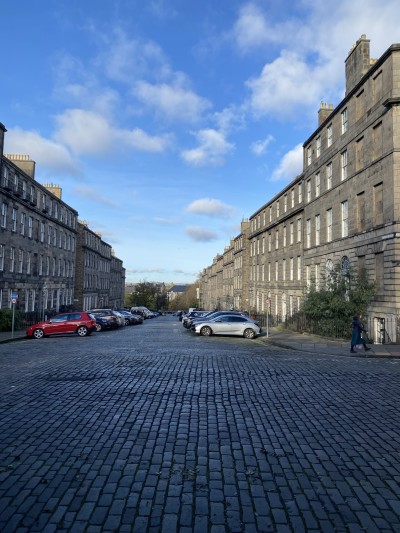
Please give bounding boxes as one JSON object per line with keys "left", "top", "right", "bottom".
{"left": 124, "top": 318, "right": 130, "bottom": 326}
{"left": 32, "top": 328, "right": 44, "bottom": 339}
{"left": 77, "top": 326, "right": 88, "bottom": 337}
{"left": 95, "top": 323, "right": 102, "bottom": 332}
{"left": 243, "top": 328, "right": 256, "bottom": 339}
{"left": 200, "top": 326, "right": 212, "bottom": 336}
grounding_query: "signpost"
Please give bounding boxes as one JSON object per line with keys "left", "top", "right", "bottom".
{"left": 265, "top": 298, "right": 271, "bottom": 338}
{"left": 10, "top": 293, "right": 18, "bottom": 339}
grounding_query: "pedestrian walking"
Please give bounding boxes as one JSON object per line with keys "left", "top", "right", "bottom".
{"left": 350, "top": 314, "right": 371, "bottom": 353}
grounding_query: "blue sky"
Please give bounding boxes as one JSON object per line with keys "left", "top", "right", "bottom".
{"left": 2, "top": 1, "right": 399, "bottom": 284}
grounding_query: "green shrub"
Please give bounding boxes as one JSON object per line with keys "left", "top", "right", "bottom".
{"left": 0, "top": 308, "right": 22, "bottom": 332}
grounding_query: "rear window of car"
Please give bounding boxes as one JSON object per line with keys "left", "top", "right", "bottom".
{"left": 68, "top": 313, "right": 83, "bottom": 320}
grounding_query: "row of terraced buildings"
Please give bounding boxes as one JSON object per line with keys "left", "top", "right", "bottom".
{"left": 0, "top": 124, "right": 125, "bottom": 316}
{"left": 199, "top": 35, "right": 400, "bottom": 342}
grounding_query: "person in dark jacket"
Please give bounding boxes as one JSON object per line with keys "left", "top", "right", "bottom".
{"left": 351, "top": 314, "right": 371, "bottom": 353}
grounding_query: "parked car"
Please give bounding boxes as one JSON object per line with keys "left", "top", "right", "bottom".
{"left": 116, "top": 309, "right": 144, "bottom": 325}
{"left": 187, "top": 310, "right": 248, "bottom": 330}
{"left": 191, "top": 314, "right": 261, "bottom": 339}
{"left": 182, "top": 311, "right": 207, "bottom": 329}
{"left": 26, "top": 312, "right": 96, "bottom": 339}
{"left": 88, "top": 309, "right": 119, "bottom": 330}
{"left": 112, "top": 310, "right": 126, "bottom": 327}
{"left": 130, "top": 306, "right": 155, "bottom": 319}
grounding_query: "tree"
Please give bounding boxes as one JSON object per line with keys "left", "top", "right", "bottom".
{"left": 128, "top": 281, "right": 168, "bottom": 310}
{"left": 301, "top": 264, "right": 375, "bottom": 326}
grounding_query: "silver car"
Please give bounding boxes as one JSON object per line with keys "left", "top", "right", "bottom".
{"left": 191, "top": 314, "right": 261, "bottom": 339}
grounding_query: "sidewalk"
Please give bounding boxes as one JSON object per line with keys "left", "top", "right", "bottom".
{"left": 1, "top": 326, "right": 400, "bottom": 358}
{"left": 260, "top": 327, "right": 400, "bottom": 358}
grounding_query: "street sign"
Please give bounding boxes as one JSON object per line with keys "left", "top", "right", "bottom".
{"left": 11, "top": 298, "right": 17, "bottom": 304}
{"left": 11, "top": 293, "right": 18, "bottom": 299}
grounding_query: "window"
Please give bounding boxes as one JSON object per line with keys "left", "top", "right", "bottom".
{"left": 18, "top": 250, "right": 23, "bottom": 273}
{"left": 341, "top": 150, "right": 348, "bottom": 181}
{"left": 268, "top": 263, "right": 271, "bottom": 282}
{"left": 291, "top": 188, "right": 295, "bottom": 208}
{"left": 20, "top": 212, "right": 26, "bottom": 235}
{"left": 290, "top": 222, "right": 294, "bottom": 245}
{"left": 28, "top": 216, "right": 33, "bottom": 238}
{"left": 40, "top": 222, "right": 45, "bottom": 242}
{"left": 282, "top": 259, "right": 286, "bottom": 281}
{"left": 373, "top": 183, "right": 383, "bottom": 226}
{"left": 356, "top": 89, "right": 365, "bottom": 120}
{"left": 269, "top": 205, "right": 272, "bottom": 222}
{"left": 307, "top": 146, "right": 312, "bottom": 166}
{"left": 297, "top": 256, "right": 302, "bottom": 281}
{"left": 327, "top": 124, "right": 333, "bottom": 147}
{"left": 0, "top": 245, "right": 4, "bottom": 271}
{"left": 298, "top": 183, "right": 302, "bottom": 203}
{"left": 315, "top": 172, "right": 320, "bottom": 197}
{"left": 283, "top": 226, "right": 287, "bottom": 247}
{"left": 27, "top": 252, "right": 31, "bottom": 275}
{"left": 11, "top": 208, "right": 17, "bottom": 232}
{"left": 275, "top": 229, "right": 279, "bottom": 250}
{"left": 297, "top": 218, "right": 302, "bottom": 242}
{"left": 356, "top": 137, "right": 364, "bottom": 171}
{"left": 284, "top": 195, "right": 287, "bottom": 212}
{"left": 356, "top": 192, "right": 365, "bottom": 232}
{"left": 10, "top": 247, "right": 15, "bottom": 273}
{"left": 276, "top": 201, "right": 280, "bottom": 218}
{"left": 306, "top": 219, "right": 311, "bottom": 248}
{"left": 2, "top": 166, "right": 9, "bottom": 188}
{"left": 373, "top": 71, "right": 383, "bottom": 102}
{"left": 373, "top": 122, "right": 383, "bottom": 160}
{"left": 275, "top": 261, "right": 278, "bottom": 281}
{"left": 341, "top": 108, "right": 348, "bottom": 134}
{"left": 268, "top": 233, "right": 271, "bottom": 252}
{"left": 1, "top": 203, "right": 7, "bottom": 228}
{"left": 315, "top": 214, "right": 320, "bottom": 245}
{"left": 290, "top": 258, "right": 294, "bottom": 281}
{"left": 326, "top": 162, "right": 332, "bottom": 190}
{"left": 341, "top": 201, "right": 348, "bottom": 237}
{"left": 326, "top": 208, "right": 333, "bottom": 242}
{"left": 306, "top": 265, "right": 311, "bottom": 288}
{"left": 315, "top": 264, "right": 320, "bottom": 290}
{"left": 316, "top": 136, "right": 321, "bottom": 157}
{"left": 306, "top": 179, "right": 312, "bottom": 202}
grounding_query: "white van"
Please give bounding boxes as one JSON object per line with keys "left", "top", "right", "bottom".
{"left": 130, "top": 306, "right": 154, "bottom": 318}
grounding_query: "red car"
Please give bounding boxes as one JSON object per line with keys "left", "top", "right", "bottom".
{"left": 26, "top": 312, "right": 96, "bottom": 339}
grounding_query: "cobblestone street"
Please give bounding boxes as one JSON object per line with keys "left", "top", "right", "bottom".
{"left": 1, "top": 316, "right": 400, "bottom": 532}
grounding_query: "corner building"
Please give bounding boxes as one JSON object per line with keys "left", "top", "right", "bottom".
{"left": 199, "top": 36, "right": 400, "bottom": 341}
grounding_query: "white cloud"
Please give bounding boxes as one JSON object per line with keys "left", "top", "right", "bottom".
{"left": 186, "top": 198, "right": 237, "bottom": 219}
{"left": 54, "top": 109, "right": 171, "bottom": 155}
{"left": 232, "top": 2, "right": 295, "bottom": 53}
{"left": 181, "top": 129, "right": 234, "bottom": 167}
{"left": 185, "top": 226, "right": 218, "bottom": 242}
{"left": 246, "top": 51, "right": 327, "bottom": 118}
{"left": 134, "top": 80, "right": 212, "bottom": 122}
{"left": 251, "top": 134, "right": 274, "bottom": 156}
{"left": 271, "top": 143, "right": 303, "bottom": 182}
{"left": 4, "top": 127, "right": 80, "bottom": 176}
{"left": 73, "top": 186, "right": 118, "bottom": 207}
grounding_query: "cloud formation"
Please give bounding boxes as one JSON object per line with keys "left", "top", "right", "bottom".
{"left": 271, "top": 143, "right": 303, "bottom": 182}
{"left": 186, "top": 198, "right": 237, "bottom": 219}
{"left": 181, "top": 129, "right": 234, "bottom": 166}
{"left": 251, "top": 134, "right": 274, "bottom": 156}
{"left": 185, "top": 226, "right": 218, "bottom": 242}
{"left": 4, "top": 127, "right": 80, "bottom": 177}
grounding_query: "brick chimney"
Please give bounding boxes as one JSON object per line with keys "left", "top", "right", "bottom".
{"left": 318, "top": 102, "right": 334, "bottom": 126}
{"left": 345, "top": 34, "right": 376, "bottom": 95}
{"left": 4, "top": 153, "right": 36, "bottom": 179}
{"left": 43, "top": 183, "right": 62, "bottom": 199}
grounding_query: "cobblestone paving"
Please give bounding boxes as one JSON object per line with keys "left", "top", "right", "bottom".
{"left": 1, "top": 317, "right": 400, "bottom": 532}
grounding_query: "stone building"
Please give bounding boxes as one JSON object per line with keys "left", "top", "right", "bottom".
{"left": 199, "top": 36, "right": 400, "bottom": 341}
{"left": 0, "top": 123, "right": 78, "bottom": 314}
{"left": 74, "top": 222, "right": 113, "bottom": 311}
{"left": 0, "top": 123, "right": 125, "bottom": 315}
{"left": 110, "top": 253, "right": 126, "bottom": 309}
